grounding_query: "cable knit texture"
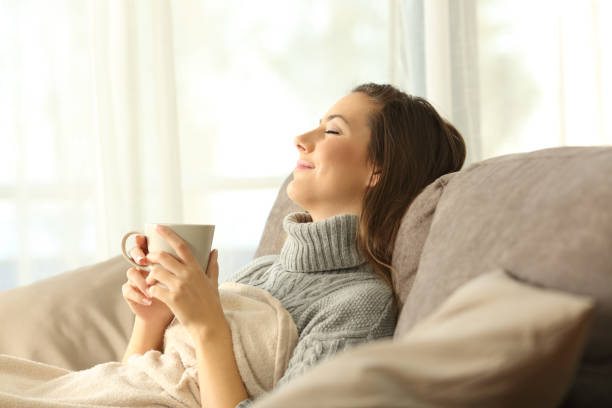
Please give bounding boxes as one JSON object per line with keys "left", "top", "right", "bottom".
{"left": 227, "top": 211, "right": 398, "bottom": 408}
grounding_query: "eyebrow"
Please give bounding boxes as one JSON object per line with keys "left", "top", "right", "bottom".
{"left": 319, "top": 114, "right": 351, "bottom": 128}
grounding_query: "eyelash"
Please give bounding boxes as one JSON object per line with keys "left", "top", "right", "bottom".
{"left": 325, "top": 130, "right": 340, "bottom": 135}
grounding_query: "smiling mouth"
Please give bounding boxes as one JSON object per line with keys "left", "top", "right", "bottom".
{"left": 296, "top": 159, "right": 315, "bottom": 170}
{"left": 295, "top": 164, "right": 314, "bottom": 170}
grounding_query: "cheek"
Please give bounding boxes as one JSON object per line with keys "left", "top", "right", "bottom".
{"left": 319, "top": 141, "right": 364, "bottom": 171}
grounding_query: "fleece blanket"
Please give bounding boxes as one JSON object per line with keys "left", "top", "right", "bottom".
{"left": 0, "top": 282, "right": 298, "bottom": 408}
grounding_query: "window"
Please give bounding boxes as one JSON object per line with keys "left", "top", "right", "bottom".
{"left": 0, "top": 0, "right": 388, "bottom": 289}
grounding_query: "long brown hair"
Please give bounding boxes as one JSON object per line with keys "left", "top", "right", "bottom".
{"left": 352, "top": 83, "right": 466, "bottom": 314}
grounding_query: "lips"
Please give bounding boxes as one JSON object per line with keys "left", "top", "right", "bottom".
{"left": 296, "top": 160, "right": 315, "bottom": 169}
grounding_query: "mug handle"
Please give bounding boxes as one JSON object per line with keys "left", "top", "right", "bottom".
{"left": 121, "top": 231, "right": 147, "bottom": 269}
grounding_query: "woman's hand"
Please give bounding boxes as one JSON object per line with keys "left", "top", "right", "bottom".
{"left": 144, "top": 224, "right": 227, "bottom": 341}
{"left": 121, "top": 236, "right": 174, "bottom": 329}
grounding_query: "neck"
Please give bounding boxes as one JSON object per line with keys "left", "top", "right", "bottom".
{"left": 306, "top": 205, "right": 363, "bottom": 223}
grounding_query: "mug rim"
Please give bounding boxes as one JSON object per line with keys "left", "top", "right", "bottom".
{"left": 144, "top": 223, "right": 215, "bottom": 227}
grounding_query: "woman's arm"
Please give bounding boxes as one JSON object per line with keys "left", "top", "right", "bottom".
{"left": 121, "top": 317, "right": 167, "bottom": 364}
{"left": 193, "top": 322, "right": 249, "bottom": 408}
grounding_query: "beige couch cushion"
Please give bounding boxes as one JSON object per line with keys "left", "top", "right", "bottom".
{"left": 253, "top": 268, "right": 594, "bottom": 408}
{"left": 0, "top": 254, "right": 133, "bottom": 370}
{"left": 391, "top": 172, "right": 456, "bottom": 310}
{"left": 395, "top": 145, "right": 612, "bottom": 406}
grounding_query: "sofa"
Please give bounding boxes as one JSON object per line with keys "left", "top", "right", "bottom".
{"left": 1, "top": 145, "right": 610, "bottom": 407}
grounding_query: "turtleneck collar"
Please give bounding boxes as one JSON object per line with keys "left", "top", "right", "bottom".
{"left": 279, "top": 211, "right": 368, "bottom": 273}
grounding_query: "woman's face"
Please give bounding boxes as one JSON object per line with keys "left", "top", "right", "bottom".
{"left": 286, "top": 91, "right": 380, "bottom": 222}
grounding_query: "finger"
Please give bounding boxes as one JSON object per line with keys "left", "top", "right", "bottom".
{"left": 122, "top": 282, "right": 152, "bottom": 306}
{"left": 126, "top": 267, "right": 152, "bottom": 298}
{"left": 147, "top": 281, "right": 171, "bottom": 306}
{"left": 145, "top": 265, "right": 179, "bottom": 291}
{"left": 129, "top": 247, "right": 148, "bottom": 265}
{"left": 128, "top": 285, "right": 153, "bottom": 306}
{"left": 135, "top": 235, "right": 148, "bottom": 254}
{"left": 153, "top": 225, "right": 198, "bottom": 267}
{"left": 126, "top": 267, "right": 149, "bottom": 297}
{"left": 207, "top": 249, "right": 219, "bottom": 282}
{"left": 146, "top": 250, "right": 185, "bottom": 277}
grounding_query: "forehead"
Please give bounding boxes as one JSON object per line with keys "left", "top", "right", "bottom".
{"left": 324, "top": 92, "right": 378, "bottom": 131}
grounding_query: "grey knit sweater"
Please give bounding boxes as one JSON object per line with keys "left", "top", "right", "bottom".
{"left": 225, "top": 211, "right": 398, "bottom": 408}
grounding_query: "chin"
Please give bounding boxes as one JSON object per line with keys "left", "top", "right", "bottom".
{"left": 286, "top": 180, "right": 310, "bottom": 210}
{"left": 286, "top": 180, "right": 297, "bottom": 202}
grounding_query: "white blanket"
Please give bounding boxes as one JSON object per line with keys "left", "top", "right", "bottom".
{"left": 0, "top": 282, "right": 298, "bottom": 408}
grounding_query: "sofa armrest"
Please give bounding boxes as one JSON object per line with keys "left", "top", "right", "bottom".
{"left": 0, "top": 254, "right": 134, "bottom": 371}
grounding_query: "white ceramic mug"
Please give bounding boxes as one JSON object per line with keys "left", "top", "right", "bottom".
{"left": 121, "top": 223, "right": 215, "bottom": 289}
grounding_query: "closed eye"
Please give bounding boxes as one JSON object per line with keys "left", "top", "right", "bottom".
{"left": 325, "top": 130, "right": 340, "bottom": 135}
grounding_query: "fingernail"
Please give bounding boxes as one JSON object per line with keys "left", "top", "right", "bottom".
{"left": 135, "top": 256, "right": 143, "bottom": 263}
{"left": 142, "top": 298, "right": 152, "bottom": 305}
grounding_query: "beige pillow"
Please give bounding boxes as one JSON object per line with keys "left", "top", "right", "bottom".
{"left": 253, "top": 268, "right": 595, "bottom": 408}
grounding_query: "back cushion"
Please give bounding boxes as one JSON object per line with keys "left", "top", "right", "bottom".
{"left": 391, "top": 172, "right": 457, "bottom": 311}
{"left": 395, "top": 145, "right": 612, "bottom": 406}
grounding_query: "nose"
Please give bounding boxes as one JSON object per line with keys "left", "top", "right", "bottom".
{"left": 294, "top": 128, "right": 319, "bottom": 152}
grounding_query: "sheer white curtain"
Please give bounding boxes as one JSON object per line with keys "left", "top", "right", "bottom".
{"left": 89, "top": 0, "right": 184, "bottom": 262}
{"left": 0, "top": 0, "right": 388, "bottom": 291}
{"left": 391, "top": 0, "right": 612, "bottom": 167}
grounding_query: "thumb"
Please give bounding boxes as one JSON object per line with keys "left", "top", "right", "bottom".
{"left": 207, "top": 249, "right": 219, "bottom": 283}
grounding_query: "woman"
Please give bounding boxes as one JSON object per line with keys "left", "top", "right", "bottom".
{"left": 122, "top": 83, "right": 466, "bottom": 408}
